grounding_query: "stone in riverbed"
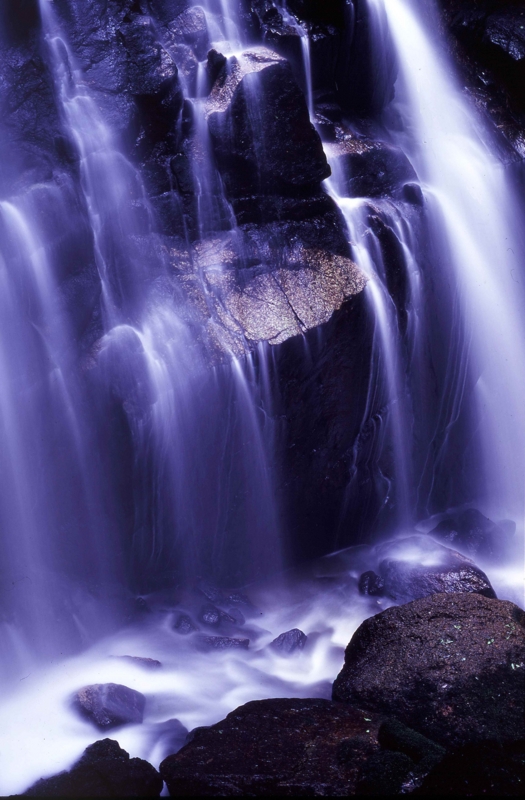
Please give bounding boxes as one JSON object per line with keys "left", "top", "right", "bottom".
{"left": 173, "top": 612, "right": 197, "bottom": 634}
{"left": 429, "top": 507, "right": 513, "bottom": 559}
{"left": 196, "top": 635, "right": 250, "bottom": 651}
{"left": 333, "top": 592, "right": 525, "bottom": 748}
{"left": 270, "top": 628, "right": 307, "bottom": 655}
{"left": 113, "top": 655, "right": 162, "bottom": 669}
{"left": 73, "top": 683, "right": 146, "bottom": 729}
{"left": 21, "top": 738, "right": 162, "bottom": 797}
{"left": 364, "top": 535, "right": 497, "bottom": 603}
{"left": 159, "top": 698, "right": 383, "bottom": 795}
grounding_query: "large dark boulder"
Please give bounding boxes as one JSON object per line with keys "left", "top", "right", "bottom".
{"left": 73, "top": 683, "right": 146, "bottom": 728}
{"left": 359, "top": 535, "right": 497, "bottom": 603}
{"left": 22, "top": 738, "right": 162, "bottom": 797}
{"left": 207, "top": 49, "right": 330, "bottom": 197}
{"left": 160, "top": 698, "right": 383, "bottom": 795}
{"left": 333, "top": 593, "right": 525, "bottom": 748}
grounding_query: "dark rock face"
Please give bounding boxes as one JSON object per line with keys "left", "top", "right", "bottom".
{"left": 361, "top": 535, "right": 497, "bottom": 602}
{"left": 160, "top": 698, "right": 383, "bottom": 795}
{"left": 326, "top": 139, "right": 418, "bottom": 199}
{"left": 333, "top": 593, "right": 525, "bottom": 748}
{"left": 22, "top": 738, "right": 162, "bottom": 797}
{"left": 270, "top": 628, "right": 307, "bottom": 655}
{"left": 415, "top": 738, "right": 525, "bottom": 796}
{"left": 73, "top": 683, "right": 146, "bottom": 728}
{"left": 437, "top": 0, "right": 525, "bottom": 157}
{"left": 207, "top": 49, "right": 330, "bottom": 198}
{"left": 430, "top": 507, "right": 513, "bottom": 559}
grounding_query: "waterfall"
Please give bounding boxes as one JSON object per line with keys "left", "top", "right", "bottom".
{"left": 382, "top": 0, "right": 525, "bottom": 522}
{"left": 0, "top": 0, "right": 522, "bottom": 793}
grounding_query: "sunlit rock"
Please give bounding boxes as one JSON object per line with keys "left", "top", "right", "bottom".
{"left": 73, "top": 683, "right": 146, "bottom": 729}
{"left": 333, "top": 593, "right": 525, "bottom": 748}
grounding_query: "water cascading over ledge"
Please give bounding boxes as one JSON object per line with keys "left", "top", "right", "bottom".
{"left": 0, "top": 0, "right": 523, "bottom": 794}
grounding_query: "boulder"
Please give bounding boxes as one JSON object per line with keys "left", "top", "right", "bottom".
{"left": 429, "top": 507, "right": 513, "bottom": 559}
{"left": 270, "top": 628, "right": 307, "bottom": 655}
{"left": 325, "top": 138, "right": 418, "bottom": 198}
{"left": 73, "top": 683, "right": 146, "bottom": 729}
{"left": 22, "top": 738, "right": 162, "bottom": 797}
{"left": 160, "top": 698, "right": 383, "bottom": 795}
{"left": 333, "top": 593, "right": 525, "bottom": 748}
{"left": 359, "top": 535, "right": 497, "bottom": 603}
{"left": 196, "top": 635, "right": 250, "bottom": 650}
{"left": 206, "top": 48, "right": 330, "bottom": 197}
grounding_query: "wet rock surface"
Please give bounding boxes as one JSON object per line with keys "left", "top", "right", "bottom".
{"left": 270, "top": 628, "right": 307, "bottom": 655}
{"left": 358, "top": 535, "right": 497, "bottom": 602}
{"left": 206, "top": 48, "right": 330, "bottom": 196}
{"left": 437, "top": 0, "right": 525, "bottom": 158}
{"left": 160, "top": 698, "right": 383, "bottom": 796}
{"left": 73, "top": 683, "right": 146, "bottom": 729}
{"left": 333, "top": 592, "right": 525, "bottom": 748}
{"left": 430, "top": 507, "right": 513, "bottom": 559}
{"left": 325, "top": 138, "right": 418, "bottom": 199}
{"left": 21, "top": 738, "right": 162, "bottom": 797}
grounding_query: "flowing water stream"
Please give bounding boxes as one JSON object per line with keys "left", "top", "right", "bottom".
{"left": 0, "top": 0, "right": 523, "bottom": 793}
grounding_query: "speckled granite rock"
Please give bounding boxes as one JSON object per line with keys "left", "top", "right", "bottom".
{"left": 333, "top": 593, "right": 525, "bottom": 748}
{"left": 160, "top": 698, "right": 383, "bottom": 796}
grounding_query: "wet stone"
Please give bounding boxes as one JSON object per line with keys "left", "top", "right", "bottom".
{"left": 270, "top": 628, "right": 307, "bottom": 655}
{"left": 113, "top": 655, "right": 162, "bottom": 669}
{"left": 173, "top": 613, "right": 197, "bottom": 635}
{"left": 358, "top": 570, "right": 385, "bottom": 596}
{"left": 160, "top": 698, "right": 383, "bottom": 795}
{"left": 197, "top": 635, "right": 250, "bottom": 651}
{"left": 333, "top": 593, "right": 525, "bottom": 748}
{"left": 73, "top": 683, "right": 146, "bottom": 729}
{"left": 21, "top": 738, "right": 162, "bottom": 797}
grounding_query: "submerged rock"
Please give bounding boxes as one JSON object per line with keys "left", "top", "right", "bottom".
{"left": 160, "top": 698, "right": 383, "bottom": 795}
{"left": 21, "top": 738, "right": 162, "bottom": 797}
{"left": 358, "top": 570, "right": 385, "bottom": 596}
{"left": 73, "top": 683, "right": 146, "bottom": 729}
{"left": 113, "top": 655, "right": 162, "bottom": 669}
{"left": 173, "top": 612, "right": 197, "bottom": 635}
{"left": 333, "top": 593, "right": 525, "bottom": 748}
{"left": 196, "top": 635, "right": 250, "bottom": 651}
{"left": 270, "top": 628, "right": 307, "bottom": 655}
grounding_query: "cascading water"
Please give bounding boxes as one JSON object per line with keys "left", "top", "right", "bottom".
{"left": 0, "top": 0, "right": 523, "bottom": 793}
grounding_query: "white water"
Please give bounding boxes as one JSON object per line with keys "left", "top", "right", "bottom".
{"left": 0, "top": 0, "right": 524, "bottom": 793}
{"left": 383, "top": 0, "right": 525, "bottom": 523}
